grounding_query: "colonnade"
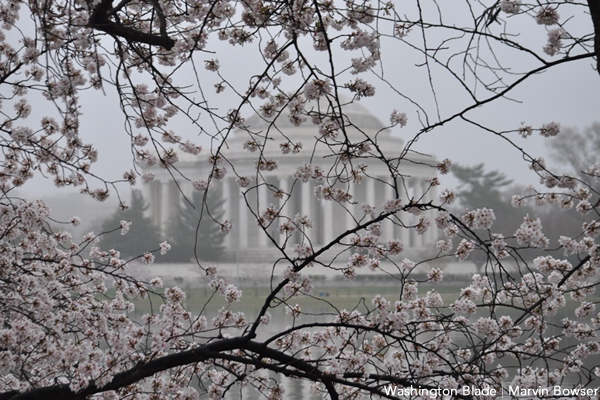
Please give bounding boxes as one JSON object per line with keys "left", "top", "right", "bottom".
{"left": 146, "top": 174, "right": 438, "bottom": 254}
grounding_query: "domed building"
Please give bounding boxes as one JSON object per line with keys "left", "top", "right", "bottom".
{"left": 142, "top": 100, "right": 438, "bottom": 263}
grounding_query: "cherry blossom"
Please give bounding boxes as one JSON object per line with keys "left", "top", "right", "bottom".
{"left": 1, "top": 0, "right": 599, "bottom": 397}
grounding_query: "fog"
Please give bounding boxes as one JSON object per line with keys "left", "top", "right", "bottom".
{"left": 16, "top": 3, "right": 600, "bottom": 217}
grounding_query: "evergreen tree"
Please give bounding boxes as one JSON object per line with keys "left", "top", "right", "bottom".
{"left": 452, "top": 163, "right": 532, "bottom": 234}
{"left": 547, "top": 123, "right": 600, "bottom": 183}
{"left": 163, "top": 186, "right": 225, "bottom": 262}
{"left": 454, "top": 164, "right": 586, "bottom": 261}
{"left": 98, "top": 190, "right": 163, "bottom": 258}
{"left": 543, "top": 123, "right": 598, "bottom": 240}
{"left": 453, "top": 163, "right": 513, "bottom": 212}
{"left": 452, "top": 164, "right": 534, "bottom": 268}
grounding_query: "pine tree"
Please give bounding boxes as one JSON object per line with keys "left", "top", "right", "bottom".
{"left": 452, "top": 163, "right": 536, "bottom": 235}
{"left": 452, "top": 163, "right": 513, "bottom": 210}
{"left": 452, "top": 164, "right": 534, "bottom": 269}
{"left": 163, "top": 186, "right": 225, "bottom": 262}
{"left": 98, "top": 190, "right": 163, "bottom": 258}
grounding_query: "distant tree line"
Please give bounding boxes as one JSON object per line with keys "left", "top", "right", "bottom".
{"left": 99, "top": 189, "right": 224, "bottom": 262}
{"left": 452, "top": 161, "right": 588, "bottom": 265}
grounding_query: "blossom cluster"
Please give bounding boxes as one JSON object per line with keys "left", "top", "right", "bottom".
{"left": 1, "top": 0, "right": 599, "bottom": 397}
{"left": 0, "top": 197, "right": 224, "bottom": 397}
{"left": 462, "top": 207, "right": 496, "bottom": 230}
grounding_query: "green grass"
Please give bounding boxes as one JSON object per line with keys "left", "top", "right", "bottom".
{"left": 126, "top": 279, "right": 600, "bottom": 325}
{"left": 129, "top": 282, "right": 465, "bottom": 318}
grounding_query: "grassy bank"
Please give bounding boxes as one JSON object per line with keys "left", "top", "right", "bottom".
{"left": 130, "top": 282, "right": 466, "bottom": 317}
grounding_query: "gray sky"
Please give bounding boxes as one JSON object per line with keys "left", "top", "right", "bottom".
{"left": 18, "top": 4, "right": 600, "bottom": 202}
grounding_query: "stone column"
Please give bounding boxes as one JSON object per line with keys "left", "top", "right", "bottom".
{"left": 278, "top": 177, "right": 289, "bottom": 247}
{"left": 258, "top": 182, "right": 268, "bottom": 247}
{"left": 160, "top": 179, "right": 171, "bottom": 233}
{"left": 426, "top": 182, "right": 438, "bottom": 246}
{"left": 171, "top": 182, "right": 181, "bottom": 231}
{"left": 239, "top": 188, "right": 248, "bottom": 248}
{"left": 366, "top": 177, "right": 375, "bottom": 208}
{"left": 301, "top": 181, "right": 312, "bottom": 242}
{"left": 413, "top": 178, "right": 423, "bottom": 248}
{"left": 322, "top": 197, "right": 333, "bottom": 245}
{"left": 142, "top": 176, "right": 154, "bottom": 220}
{"left": 222, "top": 178, "right": 232, "bottom": 247}
{"left": 384, "top": 178, "right": 394, "bottom": 241}
{"left": 180, "top": 180, "right": 192, "bottom": 202}
{"left": 398, "top": 182, "right": 410, "bottom": 245}
{"left": 345, "top": 182, "right": 356, "bottom": 235}
{"left": 150, "top": 180, "right": 162, "bottom": 230}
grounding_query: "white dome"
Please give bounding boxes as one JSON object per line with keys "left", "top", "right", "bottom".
{"left": 227, "top": 98, "right": 401, "bottom": 159}
{"left": 242, "top": 99, "right": 386, "bottom": 132}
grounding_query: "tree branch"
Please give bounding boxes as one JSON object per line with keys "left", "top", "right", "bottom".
{"left": 588, "top": 0, "right": 600, "bottom": 74}
{"left": 88, "top": 0, "right": 175, "bottom": 50}
{"left": 1, "top": 337, "right": 248, "bottom": 400}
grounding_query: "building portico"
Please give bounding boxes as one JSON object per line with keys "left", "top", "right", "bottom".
{"left": 142, "top": 101, "right": 439, "bottom": 262}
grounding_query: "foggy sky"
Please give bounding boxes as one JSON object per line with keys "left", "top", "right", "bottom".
{"left": 17, "top": 3, "right": 600, "bottom": 203}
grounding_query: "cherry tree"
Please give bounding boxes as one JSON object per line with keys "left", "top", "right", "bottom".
{"left": 1, "top": 0, "right": 600, "bottom": 399}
